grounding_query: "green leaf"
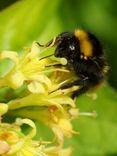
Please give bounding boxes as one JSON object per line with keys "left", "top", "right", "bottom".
{"left": 65, "top": 85, "right": 117, "bottom": 156}
{"left": 0, "top": 0, "right": 61, "bottom": 50}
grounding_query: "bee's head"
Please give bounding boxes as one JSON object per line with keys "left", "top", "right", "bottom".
{"left": 54, "top": 30, "right": 103, "bottom": 62}
{"left": 54, "top": 32, "right": 80, "bottom": 61}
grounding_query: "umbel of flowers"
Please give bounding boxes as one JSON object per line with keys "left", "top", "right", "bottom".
{"left": 0, "top": 42, "right": 94, "bottom": 156}
{"left": 0, "top": 111, "right": 72, "bottom": 156}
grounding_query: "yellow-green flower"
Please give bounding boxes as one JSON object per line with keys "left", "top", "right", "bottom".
{"left": 0, "top": 41, "right": 81, "bottom": 156}
{"left": 0, "top": 42, "right": 68, "bottom": 92}
{"left": 0, "top": 118, "right": 72, "bottom": 156}
{"left": 7, "top": 87, "right": 79, "bottom": 146}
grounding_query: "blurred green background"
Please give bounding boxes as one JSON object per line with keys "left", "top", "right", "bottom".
{"left": 0, "top": 0, "right": 117, "bottom": 156}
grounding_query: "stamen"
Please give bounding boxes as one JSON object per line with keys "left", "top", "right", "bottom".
{"left": 39, "top": 54, "right": 54, "bottom": 60}
{"left": 49, "top": 37, "right": 56, "bottom": 47}
{"left": 60, "top": 58, "right": 67, "bottom": 65}
{"left": 79, "top": 110, "right": 97, "bottom": 118}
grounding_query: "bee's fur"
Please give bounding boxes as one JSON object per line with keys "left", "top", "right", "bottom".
{"left": 37, "top": 29, "right": 109, "bottom": 98}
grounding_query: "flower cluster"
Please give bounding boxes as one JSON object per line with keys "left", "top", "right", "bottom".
{"left": 0, "top": 42, "right": 80, "bottom": 156}
{"left": 0, "top": 115, "right": 72, "bottom": 156}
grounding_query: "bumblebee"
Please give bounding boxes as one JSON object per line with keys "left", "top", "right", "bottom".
{"left": 38, "top": 29, "right": 109, "bottom": 98}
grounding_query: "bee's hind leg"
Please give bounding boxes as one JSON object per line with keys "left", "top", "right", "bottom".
{"left": 71, "top": 86, "right": 89, "bottom": 98}
{"left": 60, "top": 77, "right": 90, "bottom": 98}
{"left": 60, "top": 77, "right": 89, "bottom": 89}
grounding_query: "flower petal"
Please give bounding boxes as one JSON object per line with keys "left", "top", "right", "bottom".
{"left": 0, "top": 103, "right": 8, "bottom": 116}
{"left": 28, "top": 81, "right": 46, "bottom": 94}
{"left": 0, "top": 51, "right": 19, "bottom": 65}
{"left": 8, "top": 70, "right": 25, "bottom": 89}
{"left": 0, "top": 141, "right": 10, "bottom": 155}
{"left": 27, "top": 42, "right": 40, "bottom": 59}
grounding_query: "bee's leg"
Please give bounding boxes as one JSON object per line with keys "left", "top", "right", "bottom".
{"left": 71, "top": 86, "right": 89, "bottom": 98}
{"left": 60, "top": 77, "right": 89, "bottom": 89}
{"left": 36, "top": 37, "right": 57, "bottom": 48}
{"left": 46, "top": 64, "right": 64, "bottom": 67}
{"left": 60, "top": 77, "right": 90, "bottom": 98}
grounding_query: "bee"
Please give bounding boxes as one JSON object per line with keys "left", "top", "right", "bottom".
{"left": 37, "top": 29, "right": 109, "bottom": 98}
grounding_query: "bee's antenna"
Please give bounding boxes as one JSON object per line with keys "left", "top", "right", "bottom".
{"left": 36, "top": 42, "right": 44, "bottom": 47}
{"left": 36, "top": 37, "right": 57, "bottom": 48}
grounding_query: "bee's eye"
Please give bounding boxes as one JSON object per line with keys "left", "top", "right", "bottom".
{"left": 69, "top": 44, "right": 75, "bottom": 51}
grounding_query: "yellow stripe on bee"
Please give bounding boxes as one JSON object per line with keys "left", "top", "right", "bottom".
{"left": 75, "top": 30, "right": 93, "bottom": 57}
